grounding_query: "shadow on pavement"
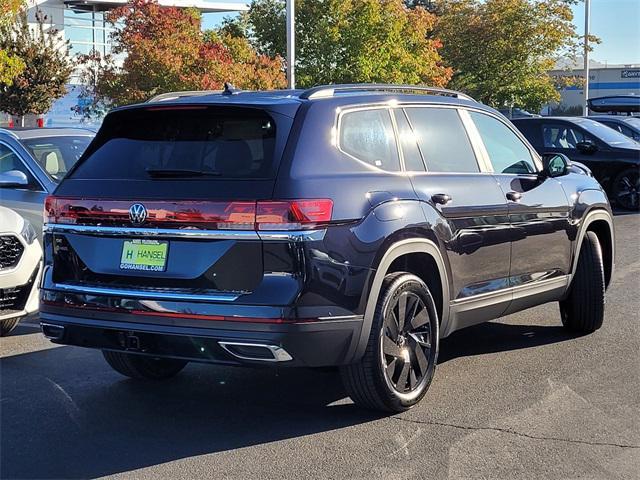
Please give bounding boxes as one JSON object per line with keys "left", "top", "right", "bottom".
{"left": 439, "top": 321, "right": 579, "bottom": 363}
{"left": 2, "top": 320, "right": 578, "bottom": 479}
{"left": 1, "top": 345, "right": 381, "bottom": 479}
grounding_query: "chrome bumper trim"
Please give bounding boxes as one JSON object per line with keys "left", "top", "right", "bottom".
{"left": 47, "top": 283, "right": 241, "bottom": 302}
{"left": 44, "top": 224, "right": 326, "bottom": 241}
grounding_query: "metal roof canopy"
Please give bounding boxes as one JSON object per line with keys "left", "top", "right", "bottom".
{"left": 63, "top": 0, "right": 248, "bottom": 13}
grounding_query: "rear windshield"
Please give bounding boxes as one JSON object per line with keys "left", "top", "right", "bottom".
{"left": 70, "top": 106, "right": 277, "bottom": 180}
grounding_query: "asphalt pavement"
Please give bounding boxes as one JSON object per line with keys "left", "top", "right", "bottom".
{"left": 1, "top": 212, "right": 639, "bottom": 480}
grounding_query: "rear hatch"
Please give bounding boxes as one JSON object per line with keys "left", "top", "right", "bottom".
{"left": 47, "top": 103, "right": 305, "bottom": 299}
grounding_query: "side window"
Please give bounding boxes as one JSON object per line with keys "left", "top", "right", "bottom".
{"left": 0, "top": 143, "right": 39, "bottom": 188}
{"left": 405, "top": 107, "right": 479, "bottom": 173}
{"left": 542, "top": 123, "right": 594, "bottom": 149}
{"left": 339, "top": 108, "right": 400, "bottom": 171}
{"left": 470, "top": 111, "right": 536, "bottom": 174}
{"left": 393, "top": 109, "right": 425, "bottom": 171}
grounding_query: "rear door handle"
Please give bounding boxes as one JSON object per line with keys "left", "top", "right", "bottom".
{"left": 506, "top": 191, "right": 522, "bottom": 202}
{"left": 431, "top": 193, "right": 452, "bottom": 205}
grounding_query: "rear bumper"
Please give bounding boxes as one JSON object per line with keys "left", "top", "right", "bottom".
{"left": 39, "top": 312, "right": 363, "bottom": 367}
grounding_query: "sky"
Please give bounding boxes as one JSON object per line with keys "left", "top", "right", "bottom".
{"left": 202, "top": 0, "right": 640, "bottom": 66}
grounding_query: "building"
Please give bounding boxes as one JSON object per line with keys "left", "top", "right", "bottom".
{"left": 3, "top": 0, "right": 247, "bottom": 127}
{"left": 549, "top": 64, "right": 640, "bottom": 115}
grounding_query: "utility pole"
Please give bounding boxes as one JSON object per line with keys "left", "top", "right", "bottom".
{"left": 584, "top": 0, "right": 591, "bottom": 115}
{"left": 286, "top": 0, "right": 295, "bottom": 89}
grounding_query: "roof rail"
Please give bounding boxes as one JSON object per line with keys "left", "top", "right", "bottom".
{"left": 299, "top": 83, "right": 476, "bottom": 102}
{"left": 0, "top": 128, "right": 19, "bottom": 139}
{"left": 147, "top": 90, "right": 221, "bottom": 103}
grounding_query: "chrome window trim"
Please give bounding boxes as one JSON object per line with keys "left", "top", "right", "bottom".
{"left": 47, "top": 283, "right": 241, "bottom": 302}
{"left": 43, "top": 223, "right": 326, "bottom": 242}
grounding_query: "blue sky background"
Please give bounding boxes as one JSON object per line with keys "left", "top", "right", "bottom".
{"left": 202, "top": 0, "right": 640, "bottom": 65}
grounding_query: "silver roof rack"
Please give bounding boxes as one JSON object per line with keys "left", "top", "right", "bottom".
{"left": 299, "top": 83, "right": 476, "bottom": 102}
{"left": 146, "top": 90, "right": 221, "bottom": 103}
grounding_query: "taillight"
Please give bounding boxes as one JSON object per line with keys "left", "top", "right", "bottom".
{"left": 44, "top": 197, "right": 333, "bottom": 231}
{"left": 256, "top": 199, "right": 333, "bottom": 230}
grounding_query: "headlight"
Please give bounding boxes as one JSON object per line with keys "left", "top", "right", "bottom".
{"left": 20, "top": 220, "right": 38, "bottom": 245}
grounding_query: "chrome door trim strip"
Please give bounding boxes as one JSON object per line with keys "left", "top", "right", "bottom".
{"left": 48, "top": 283, "right": 241, "bottom": 302}
{"left": 44, "top": 224, "right": 327, "bottom": 242}
{"left": 450, "top": 275, "right": 569, "bottom": 308}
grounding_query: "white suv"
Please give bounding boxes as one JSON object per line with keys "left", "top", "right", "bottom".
{"left": 0, "top": 206, "right": 42, "bottom": 335}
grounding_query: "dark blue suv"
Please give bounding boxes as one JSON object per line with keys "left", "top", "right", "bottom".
{"left": 40, "top": 84, "right": 615, "bottom": 412}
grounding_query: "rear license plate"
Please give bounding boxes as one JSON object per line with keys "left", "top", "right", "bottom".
{"left": 120, "top": 240, "right": 169, "bottom": 272}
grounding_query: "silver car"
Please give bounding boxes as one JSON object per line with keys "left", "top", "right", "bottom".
{"left": 0, "top": 128, "right": 94, "bottom": 237}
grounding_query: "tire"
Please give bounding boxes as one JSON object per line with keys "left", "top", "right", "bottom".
{"left": 612, "top": 167, "right": 640, "bottom": 211}
{"left": 340, "top": 272, "right": 439, "bottom": 412}
{"left": 102, "top": 350, "right": 187, "bottom": 380}
{"left": 559, "top": 231, "right": 605, "bottom": 333}
{"left": 0, "top": 317, "right": 20, "bottom": 336}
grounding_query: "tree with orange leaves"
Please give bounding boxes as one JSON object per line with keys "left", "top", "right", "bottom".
{"left": 78, "top": 0, "right": 285, "bottom": 113}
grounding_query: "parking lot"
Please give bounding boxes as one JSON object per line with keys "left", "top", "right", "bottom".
{"left": 1, "top": 211, "right": 638, "bottom": 480}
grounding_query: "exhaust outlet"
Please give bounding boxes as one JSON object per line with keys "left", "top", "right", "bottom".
{"left": 41, "top": 323, "right": 65, "bottom": 340}
{"left": 219, "top": 342, "right": 293, "bottom": 362}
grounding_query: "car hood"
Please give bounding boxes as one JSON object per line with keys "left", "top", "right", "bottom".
{"left": 0, "top": 206, "right": 26, "bottom": 234}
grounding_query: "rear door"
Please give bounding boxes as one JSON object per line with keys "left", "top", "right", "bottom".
{"left": 468, "top": 111, "right": 572, "bottom": 314}
{"left": 399, "top": 106, "right": 512, "bottom": 330}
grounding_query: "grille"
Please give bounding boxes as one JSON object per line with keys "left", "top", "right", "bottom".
{"left": 0, "top": 235, "right": 24, "bottom": 270}
{"left": 0, "top": 268, "right": 38, "bottom": 311}
{"left": 0, "top": 286, "right": 21, "bottom": 310}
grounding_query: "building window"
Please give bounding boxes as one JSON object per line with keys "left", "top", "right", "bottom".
{"left": 64, "top": 9, "right": 113, "bottom": 57}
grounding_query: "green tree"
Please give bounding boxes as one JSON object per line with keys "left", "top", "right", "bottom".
{"left": 229, "top": 0, "right": 452, "bottom": 88}
{"left": 78, "top": 0, "right": 285, "bottom": 111}
{"left": 0, "top": 9, "right": 73, "bottom": 124}
{"left": 0, "top": 0, "right": 25, "bottom": 86}
{"left": 436, "top": 0, "right": 588, "bottom": 111}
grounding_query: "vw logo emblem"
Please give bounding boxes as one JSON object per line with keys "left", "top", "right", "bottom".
{"left": 129, "top": 203, "right": 148, "bottom": 225}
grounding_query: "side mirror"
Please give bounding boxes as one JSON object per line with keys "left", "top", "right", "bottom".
{"left": 541, "top": 153, "right": 571, "bottom": 178}
{"left": 576, "top": 140, "right": 597, "bottom": 154}
{"left": 0, "top": 170, "right": 29, "bottom": 188}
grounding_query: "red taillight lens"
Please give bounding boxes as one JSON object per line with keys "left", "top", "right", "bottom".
{"left": 44, "top": 197, "right": 333, "bottom": 231}
{"left": 256, "top": 199, "right": 333, "bottom": 230}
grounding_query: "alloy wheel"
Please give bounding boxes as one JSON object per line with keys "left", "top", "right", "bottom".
{"left": 380, "top": 291, "right": 432, "bottom": 398}
{"left": 615, "top": 170, "right": 640, "bottom": 210}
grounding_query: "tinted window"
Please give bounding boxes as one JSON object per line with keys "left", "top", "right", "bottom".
{"left": 0, "top": 143, "right": 39, "bottom": 187}
{"left": 542, "top": 123, "right": 594, "bottom": 149}
{"left": 21, "top": 136, "right": 92, "bottom": 182}
{"left": 71, "top": 107, "right": 278, "bottom": 180}
{"left": 470, "top": 112, "right": 536, "bottom": 174}
{"left": 393, "top": 109, "right": 425, "bottom": 171}
{"left": 572, "top": 118, "right": 638, "bottom": 147}
{"left": 405, "top": 107, "right": 478, "bottom": 173}
{"left": 339, "top": 108, "right": 400, "bottom": 171}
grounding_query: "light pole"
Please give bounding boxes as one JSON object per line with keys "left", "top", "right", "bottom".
{"left": 584, "top": 0, "right": 591, "bottom": 115}
{"left": 286, "top": 0, "right": 295, "bottom": 89}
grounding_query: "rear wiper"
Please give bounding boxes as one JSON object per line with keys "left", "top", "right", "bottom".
{"left": 145, "top": 168, "right": 222, "bottom": 178}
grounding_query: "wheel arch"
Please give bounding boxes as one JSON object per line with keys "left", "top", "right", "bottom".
{"left": 571, "top": 209, "right": 615, "bottom": 289}
{"left": 352, "top": 238, "right": 451, "bottom": 362}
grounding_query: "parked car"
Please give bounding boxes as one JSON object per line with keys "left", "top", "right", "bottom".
{"left": 512, "top": 117, "right": 640, "bottom": 210}
{"left": 497, "top": 107, "right": 540, "bottom": 119}
{"left": 39, "top": 84, "right": 614, "bottom": 412}
{"left": 588, "top": 115, "right": 640, "bottom": 142}
{"left": 0, "top": 206, "right": 42, "bottom": 336}
{"left": 0, "top": 128, "right": 94, "bottom": 237}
